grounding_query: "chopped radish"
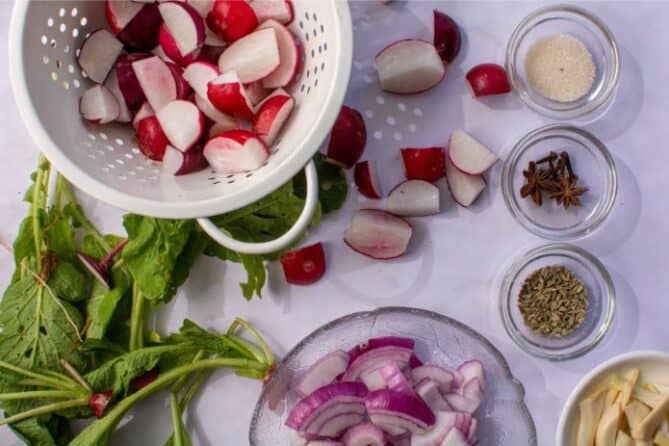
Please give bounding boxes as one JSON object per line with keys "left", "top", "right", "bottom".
{"left": 80, "top": 85, "right": 120, "bottom": 124}
{"left": 132, "top": 101, "right": 155, "bottom": 129}
{"left": 195, "top": 93, "right": 237, "bottom": 127}
{"left": 199, "top": 42, "right": 227, "bottom": 63}
{"left": 159, "top": 2, "right": 205, "bottom": 57}
{"left": 258, "top": 19, "right": 300, "bottom": 88}
{"left": 105, "top": 0, "right": 143, "bottom": 33}
{"left": 183, "top": 60, "right": 220, "bottom": 98}
{"left": 445, "top": 158, "right": 486, "bottom": 207}
{"left": 88, "top": 391, "right": 113, "bottom": 419}
{"left": 103, "top": 69, "right": 132, "bottom": 123}
{"left": 207, "top": 0, "right": 258, "bottom": 42}
{"left": 280, "top": 242, "right": 326, "bottom": 286}
{"left": 344, "top": 209, "right": 412, "bottom": 260}
{"left": 217, "top": 27, "right": 280, "bottom": 83}
{"left": 375, "top": 39, "right": 446, "bottom": 94}
{"left": 156, "top": 100, "right": 204, "bottom": 151}
{"left": 433, "top": 10, "right": 461, "bottom": 63}
{"left": 187, "top": 0, "right": 213, "bottom": 17}
{"left": 208, "top": 119, "right": 238, "bottom": 138}
{"left": 116, "top": 3, "right": 162, "bottom": 50}
{"left": 448, "top": 129, "right": 497, "bottom": 175}
{"left": 162, "top": 145, "right": 209, "bottom": 175}
{"left": 386, "top": 180, "right": 440, "bottom": 217}
{"left": 159, "top": 24, "right": 201, "bottom": 66}
{"left": 207, "top": 71, "right": 255, "bottom": 120}
{"left": 353, "top": 161, "right": 382, "bottom": 199}
{"left": 132, "top": 56, "right": 178, "bottom": 111}
{"left": 203, "top": 129, "right": 269, "bottom": 173}
{"left": 400, "top": 147, "right": 445, "bottom": 182}
{"left": 250, "top": 0, "right": 294, "bottom": 25}
{"left": 253, "top": 88, "right": 294, "bottom": 145}
{"left": 465, "top": 63, "right": 512, "bottom": 97}
{"left": 77, "top": 29, "right": 124, "bottom": 83}
{"left": 245, "top": 81, "right": 270, "bottom": 105}
{"left": 326, "top": 106, "right": 367, "bottom": 169}
{"left": 116, "top": 53, "right": 150, "bottom": 109}
{"left": 166, "top": 62, "right": 192, "bottom": 99}
{"left": 136, "top": 116, "right": 169, "bottom": 160}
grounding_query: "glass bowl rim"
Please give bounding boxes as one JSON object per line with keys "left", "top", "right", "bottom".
{"left": 505, "top": 3, "right": 621, "bottom": 121}
{"left": 501, "top": 123, "right": 618, "bottom": 241}
{"left": 249, "top": 306, "right": 538, "bottom": 444}
{"left": 498, "top": 243, "right": 616, "bottom": 361}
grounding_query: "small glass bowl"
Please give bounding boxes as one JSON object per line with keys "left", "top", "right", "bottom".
{"left": 506, "top": 4, "right": 620, "bottom": 122}
{"left": 499, "top": 243, "right": 616, "bottom": 361}
{"left": 502, "top": 124, "right": 617, "bottom": 241}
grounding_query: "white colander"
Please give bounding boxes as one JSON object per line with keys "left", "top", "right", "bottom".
{"left": 9, "top": 0, "right": 353, "bottom": 254}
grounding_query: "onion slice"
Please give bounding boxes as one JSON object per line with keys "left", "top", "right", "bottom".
{"left": 342, "top": 422, "right": 386, "bottom": 446}
{"left": 365, "top": 390, "right": 435, "bottom": 434}
{"left": 296, "top": 350, "right": 350, "bottom": 398}
{"left": 344, "top": 337, "right": 414, "bottom": 381}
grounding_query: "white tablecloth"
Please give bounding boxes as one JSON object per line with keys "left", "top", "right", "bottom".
{"left": 1, "top": 1, "right": 668, "bottom": 445}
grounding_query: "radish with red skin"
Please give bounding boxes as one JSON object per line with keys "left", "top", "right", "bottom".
{"left": 105, "top": 0, "right": 143, "bottom": 34}
{"left": 258, "top": 19, "right": 300, "bottom": 88}
{"left": 80, "top": 85, "right": 120, "bottom": 125}
{"left": 103, "top": 69, "right": 132, "bottom": 123}
{"left": 253, "top": 89, "right": 294, "bottom": 145}
{"left": 445, "top": 158, "right": 486, "bottom": 207}
{"left": 466, "top": 63, "right": 512, "bottom": 97}
{"left": 156, "top": 100, "right": 204, "bottom": 151}
{"left": 187, "top": 0, "right": 214, "bottom": 17}
{"left": 116, "top": 3, "right": 162, "bottom": 51}
{"left": 251, "top": 0, "right": 294, "bottom": 25}
{"left": 132, "top": 101, "right": 155, "bottom": 129}
{"left": 183, "top": 60, "right": 220, "bottom": 98}
{"left": 132, "top": 56, "right": 178, "bottom": 111}
{"left": 116, "top": 53, "right": 150, "bottom": 109}
{"left": 208, "top": 121, "right": 237, "bottom": 139}
{"left": 245, "top": 81, "right": 270, "bottom": 105}
{"left": 375, "top": 39, "right": 446, "bottom": 94}
{"left": 207, "top": 71, "right": 256, "bottom": 120}
{"left": 280, "top": 242, "right": 326, "bottom": 286}
{"left": 344, "top": 209, "right": 412, "bottom": 260}
{"left": 198, "top": 43, "right": 227, "bottom": 64}
{"left": 88, "top": 390, "right": 113, "bottom": 419}
{"left": 207, "top": 0, "right": 258, "bottom": 42}
{"left": 165, "top": 62, "right": 193, "bottom": 99}
{"left": 204, "top": 129, "right": 269, "bottom": 173}
{"left": 137, "top": 116, "right": 169, "bottom": 160}
{"left": 354, "top": 161, "right": 382, "bottom": 199}
{"left": 217, "top": 27, "right": 280, "bottom": 83}
{"left": 195, "top": 93, "right": 237, "bottom": 127}
{"left": 401, "top": 147, "right": 445, "bottom": 182}
{"left": 129, "top": 368, "right": 159, "bottom": 390}
{"left": 162, "top": 145, "right": 209, "bottom": 175}
{"left": 386, "top": 180, "right": 440, "bottom": 217}
{"left": 448, "top": 129, "right": 497, "bottom": 175}
{"left": 159, "top": 24, "right": 201, "bottom": 66}
{"left": 433, "top": 10, "right": 461, "bottom": 63}
{"left": 77, "top": 29, "right": 124, "bottom": 84}
{"left": 326, "top": 106, "right": 367, "bottom": 169}
{"left": 159, "top": 2, "right": 205, "bottom": 59}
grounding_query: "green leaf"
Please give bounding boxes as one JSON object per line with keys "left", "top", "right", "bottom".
{"left": 122, "top": 216, "right": 195, "bottom": 302}
{"left": 85, "top": 272, "right": 130, "bottom": 341}
{"left": 0, "top": 275, "right": 84, "bottom": 371}
{"left": 163, "top": 229, "right": 210, "bottom": 302}
{"left": 8, "top": 414, "right": 71, "bottom": 446}
{"left": 237, "top": 254, "right": 266, "bottom": 300}
{"left": 294, "top": 153, "right": 348, "bottom": 215}
{"left": 47, "top": 261, "right": 88, "bottom": 303}
{"left": 43, "top": 209, "right": 77, "bottom": 265}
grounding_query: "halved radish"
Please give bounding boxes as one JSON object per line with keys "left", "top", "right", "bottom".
{"left": 77, "top": 29, "right": 124, "bottom": 83}
{"left": 207, "top": 71, "right": 255, "bottom": 120}
{"left": 105, "top": 0, "right": 143, "bottom": 34}
{"left": 156, "top": 99, "right": 204, "bottom": 151}
{"left": 132, "top": 101, "right": 155, "bottom": 129}
{"left": 203, "top": 129, "right": 269, "bottom": 173}
{"left": 207, "top": 0, "right": 258, "bottom": 42}
{"left": 103, "top": 69, "right": 132, "bottom": 123}
{"left": 195, "top": 93, "right": 237, "bottom": 127}
{"left": 353, "top": 161, "right": 382, "bottom": 199}
{"left": 162, "top": 145, "right": 209, "bottom": 175}
{"left": 253, "top": 88, "right": 294, "bottom": 145}
{"left": 448, "top": 129, "right": 497, "bottom": 175}
{"left": 445, "top": 158, "right": 486, "bottom": 207}
{"left": 245, "top": 81, "right": 270, "bottom": 105}
{"left": 258, "top": 19, "right": 300, "bottom": 88}
{"left": 326, "top": 106, "right": 367, "bottom": 169}
{"left": 159, "top": 24, "right": 201, "bottom": 66}
{"left": 187, "top": 0, "right": 213, "bottom": 17}
{"left": 136, "top": 115, "right": 169, "bottom": 160}
{"left": 217, "top": 27, "right": 280, "bottom": 83}
{"left": 132, "top": 56, "right": 178, "bottom": 111}
{"left": 400, "top": 147, "right": 445, "bottom": 182}
{"left": 465, "top": 63, "right": 511, "bottom": 97}
{"left": 183, "top": 60, "right": 220, "bottom": 98}
{"left": 250, "top": 0, "right": 294, "bottom": 25}
{"left": 433, "top": 10, "right": 461, "bottom": 64}
{"left": 208, "top": 119, "right": 237, "bottom": 138}
{"left": 199, "top": 42, "right": 227, "bottom": 64}
{"left": 159, "top": 2, "right": 205, "bottom": 57}
{"left": 80, "top": 85, "right": 120, "bottom": 124}
{"left": 166, "top": 62, "right": 192, "bottom": 99}
{"left": 386, "top": 180, "right": 440, "bottom": 217}
{"left": 344, "top": 209, "right": 412, "bottom": 260}
{"left": 280, "top": 242, "right": 326, "bottom": 286}
{"left": 116, "top": 53, "right": 150, "bottom": 109}
{"left": 116, "top": 3, "right": 162, "bottom": 50}
{"left": 375, "top": 39, "right": 446, "bottom": 94}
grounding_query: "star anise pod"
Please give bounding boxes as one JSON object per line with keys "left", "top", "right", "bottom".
{"left": 548, "top": 175, "right": 589, "bottom": 209}
{"left": 520, "top": 162, "right": 543, "bottom": 206}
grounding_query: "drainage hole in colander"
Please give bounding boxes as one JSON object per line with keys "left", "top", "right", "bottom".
{"left": 312, "top": 28, "right": 317, "bottom": 38}
{"left": 398, "top": 102, "right": 407, "bottom": 112}
{"left": 124, "top": 154, "right": 133, "bottom": 159}
{"left": 59, "top": 7, "right": 66, "bottom": 17}
{"left": 51, "top": 72, "right": 58, "bottom": 81}
{"left": 71, "top": 7, "right": 78, "bottom": 17}
{"left": 56, "top": 59, "right": 62, "bottom": 69}
{"left": 393, "top": 132, "right": 403, "bottom": 141}
{"left": 59, "top": 23, "right": 67, "bottom": 33}
{"left": 374, "top": 131, "right": 383, "bottom": 140}
{"left": 47, "top": 17, "right": 54, "bottom": 27}
{"left": 314, "top": 78, "right": 318, "bottom": 87}
{"left": 227, "top": 180, "right": 235, "bottom": 184}
{"left": 413, "top": 107, "right": 423, "bottom": 117}
{"left": 42, "top": 56, "right": 49, "bottom": 65}
{"left": 64, "top": 44, "right": 70, "bottom": 53}
{"left": 320, "top": 24, "right": 324, "bottom": 33}
{"left": 364, "top": 109, "right": 374, "bottom": 118}
{"left": 73, "top": 79, "right": 81, "bottom": 88}
{"left": 311, "top": 49, "right": 315, "bottom": 58}
{"left": 208, "top": 176, "right": 215, "bottom": 180}
{"left": 41, "top": 35, "right": 47, "bottom": 45}
{"left": 386, "top": 116, "right": 396, "bottom": 126}
{"left": 312, "top": 12, "right": 317, "bottom": 21}
{"left": 323, "top": 42, "right": 327, "bottom": 52}
{"left": 408, "top": 123, "right": 418, "bottom": 133}
{"left": 99, "top": 132, "right": 108, "bottom": 140}
{"left": 115, "top": 138, "right": 124, "bottom": 145}
{"left": 63, "top": 81, "right": 69, "bottom": 90}
{"left": 299, "top": 20, "right": 303, "bottom": 29}
{"left": 321, "top": 62, "right": 325, "bottom": 71}
{"left": 245, "top": 172, "right": 254, "bottom": 178}
{"left": 80, "top": 17, "right": 87, "bottom": 27}
{"left": 213, "top": 181, "right": 221, "bottom": 185}
{"left": 72, "top": 28, "right": 79, "bottom": 38}
{"left": 376, "top": 95, "right": 385, "bottom": 105}
{"left": 305, "top": 32, "right": 309, "bottom": 42}
{"left": 304, "top": 11, "right": 309, "bottom": 21}
{"left": 50, "top": 39, "right": 57, "bottom": 48}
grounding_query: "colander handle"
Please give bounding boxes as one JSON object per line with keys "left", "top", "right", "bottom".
{"left": 196, "top": 160, "right": 319, "bottom": 255}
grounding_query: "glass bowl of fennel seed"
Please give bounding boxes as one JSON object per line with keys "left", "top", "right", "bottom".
{"left": 499, "top": 243, "right": 616, "bottom": 360}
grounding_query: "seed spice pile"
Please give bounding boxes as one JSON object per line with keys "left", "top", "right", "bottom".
{"left": 518, "top": 265, "right": 589, "bottom": 337}
{"left": 520, "top": 151, "right": 589, "bottom": 209}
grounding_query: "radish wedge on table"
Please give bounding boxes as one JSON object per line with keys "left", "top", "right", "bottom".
{"left": 116, "top": 53, "right": 150, "bottom": 110}
{"left": 115, "top": 3, "right": 162, "bottom": 51}
{"left": 159, "top": 1, "right": 205, "bottom": 57}
{"left": 386, "top": 180, "right": 440, "bottom": 217}
{"left": 354, "top": 161, "right": 383, "bottom": 199}
{"left": 103, "top": 69, "right": 132, "bottom": 123}
{"left": 253, "top": 89, "right": 295, "bottom": 145}
{"left": 162, "top": 145, "right": 209, "bottom": 176}
{"left": 251, "top": 0, "right": 294, "bottom": 25}
{"left": 375, "top": 40, "right": 446, "bottom": 94}
{"left": 295, "top": 349, "right": 349, "bottom": 398}
{"left": 136, "top": 116, "right": 169, "bottom": 161}
{"left": 204, "top": 129, "right": 269, "bottom": 173}
{"left": 207, "top": 71, "right": 256, "bottom": 120}
{"left": 132, "top": 56, "right": 178, "bottom": 111}
{"left": 258, "top": 19, "right": 300, "bottom": 88}
{"left": 344, "top": 210, "right": 412, "bottom": 260}
{"left": 466, "top": 63, "right": 512, "bottom": 97}
{"left": 448, "top": 130, "right": 497, "bottom": 175}
{"left": 342, "top": 423, "right": 386, "bottom": 446}
{"left": 433, "top": 10, "right": 461, "bottom": 64}
{"left": 80, "top": 85, "right": 120, "bottom": 125}
{"left": 78, "top": 29, "right": 124, "bottom": 83}
{"left": 326, "top": 106, "right": 367, "bottom": 169}
{"left": 217, "top": 27, "right": 280, "bottom": 83}
{"left": 156, "top": 100, "right": 204, "bottom": 151}
{"left": 207, "top": 0, "right": 259, "bottom": 42}
{"left": 445, "top": 159, "right": 486, "bottom": 207}
{"left": 401, "top": 147, "right": 446, "bottom": 182}
{"left": 366, "top": 390, "right": 436, "bottom": 434}
{"left": 280, "top": 242, "right": 326, "bottom": 287}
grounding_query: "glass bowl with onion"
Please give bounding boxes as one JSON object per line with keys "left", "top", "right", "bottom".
{"left": 506, "top": 4, "right": 620, "bottom": 123}
{"left": 499, "top": 243, "right": 616, "bottom": 361}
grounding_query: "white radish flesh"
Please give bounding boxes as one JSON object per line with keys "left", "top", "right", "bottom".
{"left": 445, "top": 159, "right": 486, "bottom": 208}
{"left": 217, "top": 27, "right": 280, "bottom": 83}
{"left": 207, "top": 71, "right": 256, "bottom": 120}
{"left": 258, "top": 19, "right": 300, "bottom": 88}
{"left": 386, "top": 180, "right": 440, "bottom": 217}
{"left": 253, "top": 89, "right": 294, "bottom": 145}
{"left": 195, "top": 94, "right": 237, "bottom": 127}
{"left": 448, "top": 130, "right": 497, "bottom": 175}
{"left": 183, "top": 61, "right": 220, "bottom": 98}
{"left": 156, "top": 100, "right": 203, "bottom": 151}
{"left": 250, "top": 0, "right": 294, "bottom": 25}
{"left": 344, "top": 209, "right": 413, "bottom": 260}
{"left": 162, "top": 145, "right": 209, "bottom": 176}
{"left": 245, "top": 81, "right": 270, "bottom": 105}
{"left": 158, "top": 1, "right": 205, "bottom": 55}
{"left": 80, "top": 85, "right": 120, "bottom": 124}
{"left": 204, "top": 130, "right": 269, "bottom": 173}
{"left": 105, "top": 0, "right": 143, "bottom": 33}
{"left": 132, "top": 56, "right": 178, "bottom": 111}
{"left": 103, "top": 70, "right": 132, "bottom": 123}
{"left": 375, "top": 39, "right": 446, "bottom": 94}
{"left": 133, "top": 101, "right": 155, "bottom": 129}
{"left": 78, "top": 29, "right": 124, "bottom": 83}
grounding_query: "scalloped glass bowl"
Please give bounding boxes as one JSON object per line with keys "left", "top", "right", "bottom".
{"left": 249, "top": 307, "right": 537, "bottom": 445}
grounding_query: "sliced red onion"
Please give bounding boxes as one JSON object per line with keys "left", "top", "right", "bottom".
{"left": 378, "top": 363, "right": 413, "bottom": 394}
{"left": 467, "top": 418, "right": 478, "bottom": 444}
{"left": 441, "top": 427, "right": 468, "bottom": 446}
{"left": 444, "top": 392, "right": 479, "bottom": 414}
{"left": 365, "top": 390, "right": 435, "bottom": 434}
{"left": 344, "top": 337, "right": 414, "bottom": 381}
{"left": 306, "top": 441, "right": 344, "bottom": 446}
{"left": 461, "top": 378, "right": 483, "bottom": 405}
{"left": 457, "top": 360, "right": 485, "bottom": 391}
{"left": 316, "top": 411, "right": 366, "bottom": 438}
{"left": 414, "top": 378, "right": 451, "bottom": 412}
{"left": 409, "top": 411, "right": 458, "bottom": 446}
{"left": 348, "top": 337, "right": 415, "bottom": 363}
{"left": 410, "top": 365, "right": 456, "bottom": 394}
{"left": 342, "top": 422, "right": 386, "bottom": 446}
{"left": 360, "top": 368, "right": 386, "bottom": 391}
{"left": 367, "top": 413, "right": 410, "bottom": 437}
{"left": 408, "top": 354, "right": 424, "bottom": 370}
{"left": 388, "top": 435, "right": 410, "bottom": 446}
{"left": 296, "top": 350, "right": 350, "bottom": 398}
